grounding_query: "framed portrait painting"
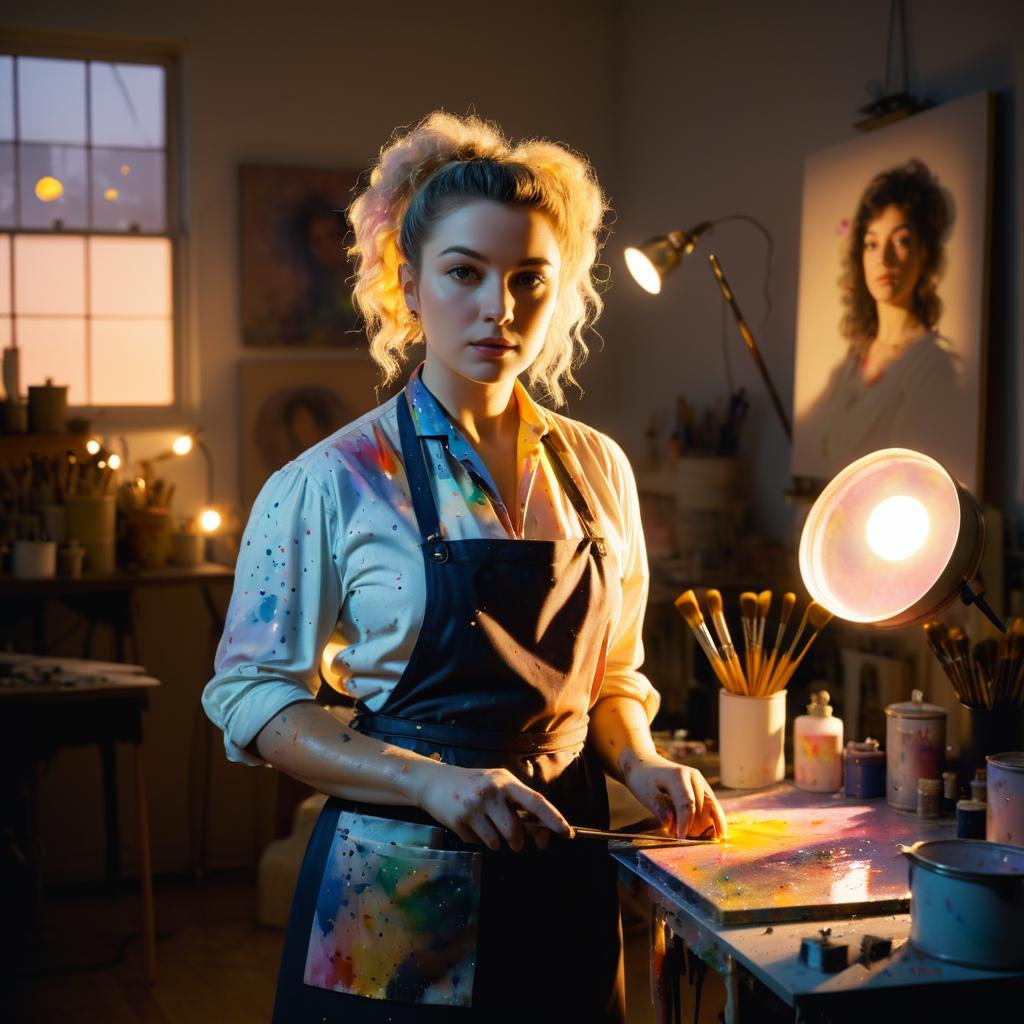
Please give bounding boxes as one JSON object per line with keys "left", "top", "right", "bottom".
{"left": 790, "top": 91, "right": 992, "bottom": 494}
{"left": 239, "top": 357, "right": 406, "bottom": 510}
{"left": 240, "top": 163, "right": 365, "bottom": 347}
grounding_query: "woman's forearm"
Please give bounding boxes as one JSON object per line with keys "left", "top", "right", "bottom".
{"left": 588, "top": 695, "right": 659, "bottom": 782}
{"left": 254, "top": 701, "right": 444, "bottom": 805}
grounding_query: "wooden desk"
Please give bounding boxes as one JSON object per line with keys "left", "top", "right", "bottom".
{"left": 0, "top": 661, "right": 160, "bottom": 982}
{"left": 612, "top": 784, "right": 1024, "bottom": 1022}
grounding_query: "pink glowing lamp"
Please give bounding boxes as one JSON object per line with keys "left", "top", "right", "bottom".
{"left": 798, "top": 448, "right": 1003, "bottom": 631}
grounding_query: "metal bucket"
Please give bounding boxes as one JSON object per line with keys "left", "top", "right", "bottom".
{"left": 987, "top": 752, "right": 1024, "bottom": 847}
{"left": 902, "top": 839, "right": 1024, "bottom": 970}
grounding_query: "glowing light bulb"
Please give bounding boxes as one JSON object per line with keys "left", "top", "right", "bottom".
{"left": 35, "top": 176, "right": 64, "bottom": 202}
{"left": 86, "top": 438, "right": 101, "bottom": 455}
{"left": 107, "top": 453, "right": 122, "bottom": 470}
{"left": 624, "top": 247, "right": 662, "bottom": 295}
{"left": 120, "top": 164, "right": 131, "bottom": 175}
{"left": 104, "top": 188, "right": 119, "bottom": 202}
{"left": 172, "top": 434, "right": 193, "bottom": 456}
{"left": 865, "top": 495, "right": 930, "bottom": 562}
{"left": 199, "top": 508, "right": 222, "bottom": 533}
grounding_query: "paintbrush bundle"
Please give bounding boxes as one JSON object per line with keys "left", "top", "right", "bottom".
{"left": 674, "top": 588, "right": 833, "bottom": 695}
{"left": 923, "top": 618, "right": 1024, "bottom": 710}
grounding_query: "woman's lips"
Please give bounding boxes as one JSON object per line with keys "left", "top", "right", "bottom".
{"left": 470, "top": 341, "right": 517, "bottom": 357}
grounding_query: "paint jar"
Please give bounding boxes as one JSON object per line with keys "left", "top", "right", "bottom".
{"left": 11, "top": 539, "right": 56, "bottom": 579}
{"left": 844, "top": 738, "right": 885, "bottom": 798}
{"left": 66, "top": 494, "right": 116, "bottom": 573}
{"left": 885, "top": 690, "right": 946, "bottom": 812}
{"left": 126, "top": 507, "right": 172, "bottom": 569}
{"left": 58, "top": 540, "right": 85, "bottom": 579}
{"left": 917, "top": 778, "right": 941, "bottom": 818}
{"left": 793, "top": 690, "right": 843, "bottom": 792}
{"left": 956, "top": 799, "right": 986, "bottom": 839}
{"left": 941, "top": 771, "right": 959, "bottom": 815}
{"left": 171, "top": 530, "right": 205, "bottom": 566}
{"left": 970, "top": 773, "right": 987, "bottom": 802}
{"left": 718, "top": 688, "right": 786, "bottom": 789}
{"left": 986, "top": 752, "right": 1024, "bottom": 847}
{"left": 27, "top": 378, "right": 67, "bottom": 433}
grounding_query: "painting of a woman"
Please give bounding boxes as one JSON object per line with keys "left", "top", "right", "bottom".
{"left": 809, "top": 159, "right": 960, "bottom": 472}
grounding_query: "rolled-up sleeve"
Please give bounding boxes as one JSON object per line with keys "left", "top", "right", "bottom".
{"left": 596, "top": 438, "right": 661, "bottom": 723}
{"left": 202, "top": 462, "right": 341, "bottom": 765}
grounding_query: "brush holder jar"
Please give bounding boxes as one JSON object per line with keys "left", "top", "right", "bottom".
{"left": 719, "top": 688, "right": 786, "bottom": 788}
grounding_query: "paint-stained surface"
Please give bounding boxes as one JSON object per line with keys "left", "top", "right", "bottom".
{"left": 304, "top": 812, "right": 480, "bottom": 1005}
{"left": 638, "top": 785, "right": 954, "bottom": 924}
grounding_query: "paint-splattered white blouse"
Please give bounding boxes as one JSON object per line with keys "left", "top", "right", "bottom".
{"left": 202, "top": 364, "right": 659, "bottom": 765}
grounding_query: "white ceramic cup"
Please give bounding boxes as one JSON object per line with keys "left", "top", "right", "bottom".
{"left": 719, "top": 688, "right": 787, "bottom": 788}
{"left": 12, "top": 539, "right": 57, "bottom": 579}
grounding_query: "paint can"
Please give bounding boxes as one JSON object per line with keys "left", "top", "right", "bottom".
{"left": 902, "top": 839, "right": 1024, "bottom": 970}
{"left": 986, "top": 752, "right": 1024, "bottom": 847}
{"left": 916, "top": 778, "right": 941, "bottom": 818}
{"left": 885, "top": 690, "right": 946, "bottom": 812}
{"left": 843, "top": 738, "right": 885, "bottom": 798}
{"left": 956, "top": 799, "right": 986, "bottom": 839}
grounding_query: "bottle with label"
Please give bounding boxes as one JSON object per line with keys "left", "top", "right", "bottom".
{"left": 794, "top": 690, "right": 844, "bottom": 792}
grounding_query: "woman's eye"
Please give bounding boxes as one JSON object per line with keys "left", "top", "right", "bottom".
{"left": 447, "top": 265, "right": 478, "bottom": 281}
{"left": 519, "top": 272, "right": 547, "bottom": 289}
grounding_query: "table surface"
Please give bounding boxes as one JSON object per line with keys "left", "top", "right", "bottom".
{"left": 0, "top": 651, "right": 160, "bottom": 699}
{"left": 612, "top": 783, "right": 1024, "bottom": 1006}
{"left": 0, "top": 562, "right": 234, "bottom": 594}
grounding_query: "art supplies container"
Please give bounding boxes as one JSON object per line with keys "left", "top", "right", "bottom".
{"left": 956, "top": 799, "right": 986, "bottom": 838}
{"left": 793, "top": 690, "right": 843, "bottom": 792}
{"left": 961, "top": 707, "right": 1024, "bottom": 783}
{"left": 171, "top": 530, "right": 205, "bottom": 566}
{"left": 126, "top": 507, "right": 172, "bottom": 569}
{"left": 844, "top": 738, "right": 885, "bottom": 798}
{"left": 12, "top": 539, "right": 56, "bottom": 579}
{"left": 885, "top": 690, "right": 946, "bottom": 811}
{"left": 39, "top": 504, "right": 68, "bottom": 544}
{"left": 27, "top": 378, "right": 67, "bottom": 433}
{"left": 986, "top": 752, "right": 1024, "bottom": 847}
{"left": 719, "top": 688, "right": 786, "bottom": 789}
{"left": 901, "top": 839, "right": 1024, "bottom": 970}
{"left": 916, "top": 778, "right": 941, "bottom": 818}
{"left": 67, "top": 494, "right": 116, "bottom": 573}
{"left": 58, "top": 540, "right": 85, "bottom": 578}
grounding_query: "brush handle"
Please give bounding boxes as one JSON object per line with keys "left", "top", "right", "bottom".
{"left": 776, "top": 622, "right": 828, "bottom": 690}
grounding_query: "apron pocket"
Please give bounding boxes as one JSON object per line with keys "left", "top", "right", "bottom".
{"left": 303, "top": 814, "right": 481, "bottom": 1007}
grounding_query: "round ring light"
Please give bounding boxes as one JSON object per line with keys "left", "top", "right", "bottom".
{"left": 799, "top": 448, "right": 985, "bottom": 628}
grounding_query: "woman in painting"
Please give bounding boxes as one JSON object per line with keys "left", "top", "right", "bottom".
{"left": 203, "top": 110, "right": 725, "bottom": 1022}
{"left": 810, "top": 158, "right": 961, "bottom": 475}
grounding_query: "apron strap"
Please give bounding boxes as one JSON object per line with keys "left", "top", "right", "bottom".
{"left": 397, "top": 384, "right": 606, "bottom": 555}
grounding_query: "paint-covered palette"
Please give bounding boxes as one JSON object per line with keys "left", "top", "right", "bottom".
{"left": 637, "top": 786, "right": 955, "bottom": 924}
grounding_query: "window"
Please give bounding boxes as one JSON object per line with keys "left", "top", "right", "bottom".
{"left": 0, "top": 45, "right": 179, "bottom": 411}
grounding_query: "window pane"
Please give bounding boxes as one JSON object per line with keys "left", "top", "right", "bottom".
{"left": 90, "top": 237, "right": 171, "bottom": 316}
{"left": 18, "top": 316, "right": 88, "bottom": 404}
{"left": 18, "top": 57, "right": 87, "bottom": 145}
{"left": 90, "top": 63, "right": 165, "bottom": 149}
{"left": 91, "top": 317, "right": 172, "bottom": 405}
{"left": 0, "top": 57, "right": 13, "bottom": 141}
{"left": 0, "top": 234, "right": 9, "bottom": 312}
{"left": 91, "top": 148, "right": 165, "bottom": 232}
{"left": 19, "top": 144, "right": 88, "bottom": 229}
{"left": 15, "top": 235, "right": 86, "bottom": 315}
{"left": 0, "top": 144, "right": 14, "bottom": 227}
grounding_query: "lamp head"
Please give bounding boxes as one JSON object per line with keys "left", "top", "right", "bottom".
{"left": 172, "top": 434, "right": 194, "bottom": 456}
{"left": 624, "top": 222, "right": 714, "bottom": 294}
{"left": 798, "top": 448, "right": 984, "bottom": 628}
{"left": 199, "top": 507, "right": 222, "bottom": 533}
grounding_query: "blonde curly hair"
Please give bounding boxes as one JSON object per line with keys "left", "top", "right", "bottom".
{"left": 346, "top": 110, "right": 611, "bottom": 407}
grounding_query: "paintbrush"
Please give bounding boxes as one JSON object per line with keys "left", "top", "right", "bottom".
{"left": 569, "top": 826, "right": 718, "bottom": 846}
{"left": 773, "top": 602, "right": 834, "bottom": 692}
{"left": 752, "top": 590, "right": 772, "bottom": 693}
{"left": 704, "top": 589, "right": 746, "bottom": 693}
{"left": 766, "top": 599, "right": 813, "bottom": 692}
{"left": 739, "top": 591, "right": 757, "bottom": 686}
{"left": 759, "top": 592, "right": 795, "bottom": 697}
{"left": 675, "top": 590, "right": 734, "bottom": 690}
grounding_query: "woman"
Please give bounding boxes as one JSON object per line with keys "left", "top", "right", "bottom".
{"left": 203, "top": 110, "right": 725, "bottom": 1023}
{"left": 810, "top": 158, "right": 961, "bottom": 475}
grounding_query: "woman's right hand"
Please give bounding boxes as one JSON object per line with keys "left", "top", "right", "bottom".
{"left": 413, "top": 764, "right": 571, "bottom": 852}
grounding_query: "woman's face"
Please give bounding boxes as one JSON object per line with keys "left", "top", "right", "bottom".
{"left": 401, "top": 198, "right": 562, "bottom": 388}
{"left": 861, "top": 203, "right": 926, "bottom": 309}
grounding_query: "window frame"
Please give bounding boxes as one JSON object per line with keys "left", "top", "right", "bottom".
{"left": 0, "top": 28, "right": 191, "bottom": 427}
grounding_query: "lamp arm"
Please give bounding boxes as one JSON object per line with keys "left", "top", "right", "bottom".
{"left": 707, "top": 214, "right": 774, "bottom": 319}
{"left": 707, "top": 252, "right": 792, "bottom": 441}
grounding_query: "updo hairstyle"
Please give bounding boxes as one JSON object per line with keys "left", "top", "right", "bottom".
{"left": 346, "top": 110, "right": 611, "bottom": 406}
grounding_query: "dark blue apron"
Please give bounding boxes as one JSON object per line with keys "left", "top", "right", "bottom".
{"left": 273, "top": 387, "right": 625, "bottom": 1022}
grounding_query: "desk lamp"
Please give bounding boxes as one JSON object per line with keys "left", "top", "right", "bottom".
{"left": 798, "top": 447, "right": 1004, "bottom": 633}
{"left": 624, "top": 218, "right": 792, "bottom": 440}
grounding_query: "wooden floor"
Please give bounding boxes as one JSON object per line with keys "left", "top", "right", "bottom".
{"left": 10, "top": 870, "right": 724, "bottom": 1022}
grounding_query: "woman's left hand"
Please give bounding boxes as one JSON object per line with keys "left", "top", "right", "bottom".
{"left": 621, "top": 750, "right": 727, "bottom": 839}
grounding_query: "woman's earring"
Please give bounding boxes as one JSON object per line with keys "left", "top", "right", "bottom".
{"left": 410, "top": 311, "right": 419, "bottom": 321}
